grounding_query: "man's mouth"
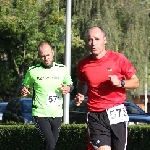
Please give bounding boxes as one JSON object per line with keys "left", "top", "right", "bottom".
{"left": 92, "top": 48, "right": 97, "bottom": 51}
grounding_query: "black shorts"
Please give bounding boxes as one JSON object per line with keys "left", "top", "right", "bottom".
{"left": 87, "top": 111, "right": 128, "bottom": 150}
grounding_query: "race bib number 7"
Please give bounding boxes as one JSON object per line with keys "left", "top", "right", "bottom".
{"left": 106, "top": 104, "right": 129, "bottom": 125}
{"left": 46, "top": 93, "right": 62, "bottom": 106}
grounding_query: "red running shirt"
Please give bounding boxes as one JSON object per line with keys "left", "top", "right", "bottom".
{"left": 77, "top": 50, "right": 136, "bottom": 112}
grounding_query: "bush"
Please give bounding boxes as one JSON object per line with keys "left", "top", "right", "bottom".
{"left": 0, "top": 123, "right": 150, "bottom": 150}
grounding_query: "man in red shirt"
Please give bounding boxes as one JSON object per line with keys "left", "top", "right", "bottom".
{"left": 74, "top": 26, "right": 139, "bottom": 150}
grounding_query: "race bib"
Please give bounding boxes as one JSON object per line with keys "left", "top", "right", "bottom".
{"left": 46, "top": 93, "right": 62, "bottom": 106}
{"left": 106, "top": 104, "right": 129, "bottom": 125}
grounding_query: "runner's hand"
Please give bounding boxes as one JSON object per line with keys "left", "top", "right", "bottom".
{"left": 60, "top": 84, "right": 70, "bottom": 95}
{"left": 108, "top": 75, "right": 121, "bottom": 87}
{"left": 74, "top": 93, "right": 84, "bottom": 106}
{"left": 21, "top": 86, "right": 30, "bottom": 96}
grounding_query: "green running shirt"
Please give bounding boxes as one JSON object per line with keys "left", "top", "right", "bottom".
{"left": 22, "top": 62, "right": 73, "bottom": 117}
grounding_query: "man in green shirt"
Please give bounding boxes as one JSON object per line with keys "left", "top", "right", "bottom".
{"left": 21, "top": 41, "right": 73, "bottom": 150}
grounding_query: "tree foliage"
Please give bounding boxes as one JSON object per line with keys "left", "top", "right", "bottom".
{"left": 71, "top": 0, "right": 150, "bottom": 96}
{"left": 0, "top": 0, "right": 150, "bottom": 101}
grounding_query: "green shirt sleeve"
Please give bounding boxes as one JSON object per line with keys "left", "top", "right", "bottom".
{"left": 22, "top": 68, "right": 34, "bottom": 87}
{"left": 63, "top": 67, "right": 73, "bottom": 85}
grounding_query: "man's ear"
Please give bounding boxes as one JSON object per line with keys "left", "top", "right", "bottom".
{"left": 52, "top": 50, "right": 54, "bottom": 56}
{"left": 104, "top": 37, "right": 107, "bottom": 44}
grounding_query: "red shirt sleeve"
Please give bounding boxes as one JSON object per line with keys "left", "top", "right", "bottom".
{"left": 119, "top": 54, "right": 136, "bottom": 79}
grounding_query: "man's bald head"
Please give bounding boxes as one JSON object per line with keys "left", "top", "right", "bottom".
{"left": 37, "top": 41, "right": 54, "bottom": 66}
{"left": 87, "top": 26, "right": 106, "bottom": 38}
{"left": 38, "top": 41, "right": 53, "bottom": 55}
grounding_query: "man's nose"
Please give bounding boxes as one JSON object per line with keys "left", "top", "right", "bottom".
{"left": 91, "top": 39, "right": 96, "bottom": 45}
{"left": 44, "top": 56, "right": 49, "bottom": 60}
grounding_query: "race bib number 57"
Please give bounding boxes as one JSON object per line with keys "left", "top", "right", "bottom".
{"left": 46, "top": 93, "right": 62, "bottom": 106}
{"left": 106, "top": 104, "right": 129, "bottom": 125}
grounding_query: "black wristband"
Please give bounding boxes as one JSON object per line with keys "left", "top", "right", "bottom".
{"left": 121, "top": 80, "right": 125, "bottom": 87}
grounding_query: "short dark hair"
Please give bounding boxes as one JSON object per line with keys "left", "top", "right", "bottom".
{"left": 87, "top": 26, "right": 106, "bottom": 38}
{"left": 97, "top": 26, "right": 106, "bottom": 37}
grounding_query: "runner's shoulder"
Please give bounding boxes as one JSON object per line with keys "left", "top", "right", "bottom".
{"left": 27, "top": 63, "right": 41, "bottom": 72}
{"left": 53, "top": 62, "right": 66, "bottom": 68}
{"left": 78, "top": 55, "right": 91, "bottom": 67}
{"left": 108, "top": 50, "right": 126, "bottom": 59}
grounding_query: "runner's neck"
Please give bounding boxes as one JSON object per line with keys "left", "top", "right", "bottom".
{"left": 40, "top": 62, "right": 55, "bottom": 69}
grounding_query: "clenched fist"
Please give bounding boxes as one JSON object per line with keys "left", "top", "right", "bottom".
{"left": 74, "top": 93, "right": 84, "bottom": 106}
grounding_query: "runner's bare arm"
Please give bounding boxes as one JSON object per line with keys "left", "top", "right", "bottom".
{"left": 108, "top": 74, "right": 139, "bottom": 89}
{"left": 123, "top": 74, "right": 139, "bottom": 89}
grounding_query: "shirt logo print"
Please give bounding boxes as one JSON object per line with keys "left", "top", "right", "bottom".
{"left": 51, "top": 76, "right": 59, "bottom": 79}
{"left": 37, "top": 77, "right": 50, "bottom": 80}
{"left": 107, "top": 68, "right": 112, "bottom": 72}
{"left": 37, "top": 76, "right": 59, "bottom": 80}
